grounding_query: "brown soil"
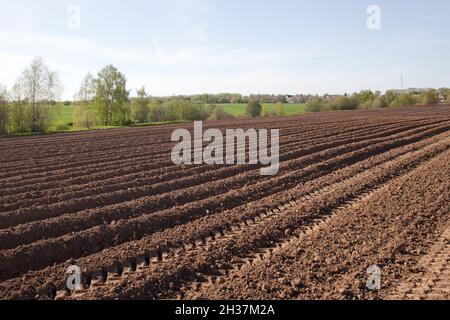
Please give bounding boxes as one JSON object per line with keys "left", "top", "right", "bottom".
{"left": 0, "top": 105, "right": 449, "bottom": 300}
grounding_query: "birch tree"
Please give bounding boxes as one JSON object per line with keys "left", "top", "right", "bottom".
{"left": 94, "top": 65, "right": 129, "bottom": 126}
{"left": 16, "top": 57, "right": 61, "bottom": 132}
{"left": 0, "top": 85, "right": 9, "bottom": 135}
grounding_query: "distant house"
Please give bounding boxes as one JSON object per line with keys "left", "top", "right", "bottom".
{"left": 286, "top": 95, "right": 294, "bottom": 103}
{"left": 286, "top": 95, "right": 307, "bottom": 103}
{"left": 438, "top": 93, "right": 447, "bottom": 104}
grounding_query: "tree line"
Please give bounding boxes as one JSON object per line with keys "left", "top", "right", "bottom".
{"left": 0, "top": 57, "right": 61, "bottom": 135}
{"left": 73, "top": 71, "right": 238, "bottom": 130}
{"left": 0, "top": 57, "right": 238, "bottom": 135}
{"left": 1, "top": 56, "right": 448, "bottom": 135}
{"left": 304, "top": 89, "right": 449, "bottom": 113}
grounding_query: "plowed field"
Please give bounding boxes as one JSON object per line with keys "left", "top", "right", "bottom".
{"left": 0, "top": 105, "right": 449, "bottom": 300}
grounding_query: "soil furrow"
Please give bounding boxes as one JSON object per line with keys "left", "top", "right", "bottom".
{"left": 0, "top": 119, "right": 407, "bottom": 207}
{"left": 66, "top": 137, "right": 449, "bottom": 300}
{"left": 1, "top": 120, "right": 447, "bottom": 232}
{"left": 0, "top": 132, "right": 447, "bottom": 299}
{"left": 1, "top": 123, "right": 447, "bottom": 255}
{"left": 0, "top": 118, "right": 424, "bottom": 191}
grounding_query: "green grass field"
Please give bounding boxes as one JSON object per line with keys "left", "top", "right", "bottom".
{"left": 48, "top": 104, "right": 75, "bottom": 131}
{"left": 46, "top": 103, "right": 306, "bottom": 133}
{"left": 219, "top": 103, "right": 306, "bottom": 117}
{"left": 279, "top": 103, "right": 307, "bottom": 115}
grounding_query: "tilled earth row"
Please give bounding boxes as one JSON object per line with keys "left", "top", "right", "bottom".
{"left": 182, "top": 150, "right": 449, "bottom": 300}
{"left": 0, "top": 106, "right": 449, "bottom": 300}
{"left": 388, "top": 226, "right": 449, "bottom": 300}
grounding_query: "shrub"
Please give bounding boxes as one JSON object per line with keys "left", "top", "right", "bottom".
{"left": 54, "top": 122, "right": 70, "bottom": 131}
{"left": 246, "top": 101, "right": 262, "bottom": 118}
{"left": 131, "top": 99, "right": 149, "bottom": 123}
{"left": 209, "top": 105, "right": 235, "bottom": 120}
{"left": 420, "top": 90, "right": 438, "bottom": 105}
{"left": 148, "top": 102, "right": 165, "bottom": 122}
{"left": 358, "top": 101, "right": 373, "bottom": 109}
{"left": 372, "top": 97, "right": 388, "bottom": 108}
{"left": 206, "top": 104, "right": 217, "bottom": 116}
{"left": 305, "top": 99, "right": 323, "bottom": 113}
{"left": 163, "top": 99, "right": 185, "bottom": 121}
{"left": 385, "top": 90, "right": 397, "bottom": 105}
{"left": 73, "top": 104, "right": 98, "bottom": 129}
{"left": 179, "top": 103, "right": 208, "bottom": 121}
{"left": 355, "top": 90, "right": 374, "bottom": 107}
{"left": 390, "top": 94, "right": 416, "bottom": 108}
{"left": 333, "top": 96, "right": 358, "bottom": 110}
{"left": 162, "top": 99, "right": 208, "bottom": 121}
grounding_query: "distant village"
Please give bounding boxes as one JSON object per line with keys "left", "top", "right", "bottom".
{"left": 152, "top": 88, "right": 448, "bottom": 105}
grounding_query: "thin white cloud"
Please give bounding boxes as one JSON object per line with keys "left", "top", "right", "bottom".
{"left": 171, "top": 0, "right": 215, "bottom": 42}
{"left": 0, "top": 28, "right": 339, "bottom": 99}
{"left": 0, "top": 31, "right": 301, "bottom": 68}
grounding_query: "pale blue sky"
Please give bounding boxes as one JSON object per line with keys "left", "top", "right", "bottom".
{"left": 0, "top": 0, "right": 449, "bottom": 99}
